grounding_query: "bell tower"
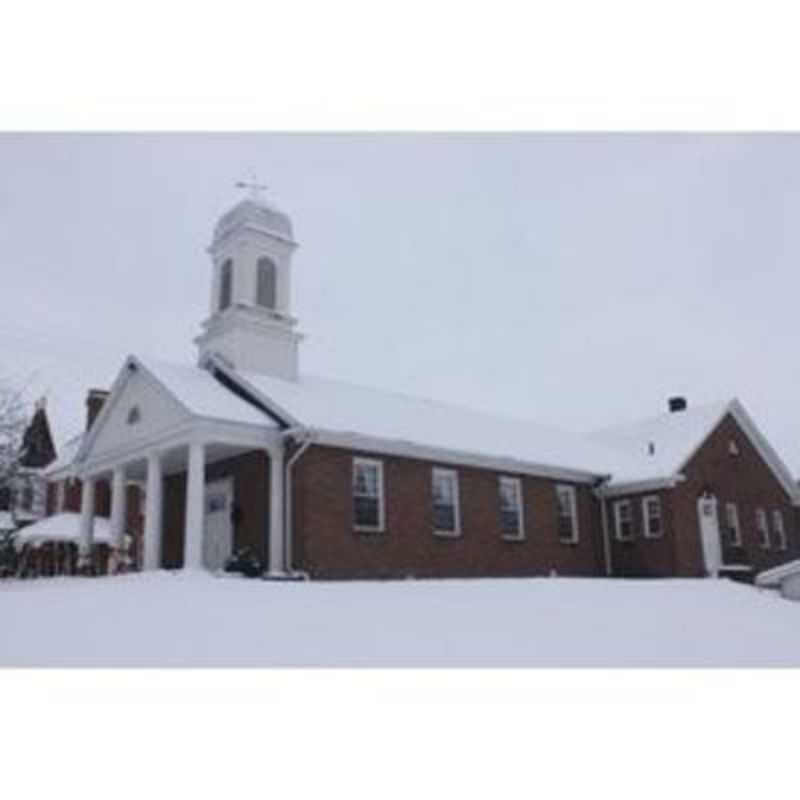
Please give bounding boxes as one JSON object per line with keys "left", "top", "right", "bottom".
{"left": 195, "top": 181, "right": 302, "bottom": 380}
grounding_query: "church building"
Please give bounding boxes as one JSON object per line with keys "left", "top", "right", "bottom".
{"left": 44, "top": 187, "right": 800, "bottom": 581}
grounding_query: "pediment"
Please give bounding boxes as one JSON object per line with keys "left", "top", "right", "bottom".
{"left": 86, "top": 364, "right": 190, "bottom": 461}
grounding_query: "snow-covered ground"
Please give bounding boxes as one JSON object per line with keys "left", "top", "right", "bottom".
{"left": 2, "top": 572, "right": 799, "bottom": 667}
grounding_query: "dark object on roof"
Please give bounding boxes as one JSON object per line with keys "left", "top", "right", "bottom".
{"left": 668, "top": 396, "right": 687, "bottom": 413}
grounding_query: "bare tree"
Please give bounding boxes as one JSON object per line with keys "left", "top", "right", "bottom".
{"left": 0, "top": 375, "right": 28, "bottom": 498}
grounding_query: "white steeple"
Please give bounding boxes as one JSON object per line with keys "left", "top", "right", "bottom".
{"left": 195, "top": 181, "right": 302, "bottom": 380}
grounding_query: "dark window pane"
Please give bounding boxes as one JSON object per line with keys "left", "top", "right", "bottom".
{"left": 433, "top": 503, "right": 456, "bottom": 532}
{"left": 501, "top": 509, "right": 520, "bottom": 536}
{"left": 355, "top": 496, "right": 379, "bottom": 528}
{"left": 219, "top": 259, "right": 232, "bottom": 310}
{"left": 559, "top": 515, "right": 574, "bottom": 540}
{"left": 256, "top": 257, "right": 277, "bottom": 309}
{"left": 648, "top": 514, "right": 662, "bottom": 535}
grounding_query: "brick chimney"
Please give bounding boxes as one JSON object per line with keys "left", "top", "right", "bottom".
{"left": 86, "top": 389, "right": 110, "bottom": 431}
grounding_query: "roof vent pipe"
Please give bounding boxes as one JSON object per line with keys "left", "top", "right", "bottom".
{"left": 668, "top": 396, "right": 687, "bottom": 413}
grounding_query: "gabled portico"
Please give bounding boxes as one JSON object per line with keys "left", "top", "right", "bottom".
{"left": 74, "top": 356, "right": 286, "bottom": 574}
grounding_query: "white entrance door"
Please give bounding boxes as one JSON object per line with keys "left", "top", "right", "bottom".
{"left": 697, "top": 495, "right": 722, "bottom": 577}
{"left": 204, "top": 478, "right": 234, "bottom": 571}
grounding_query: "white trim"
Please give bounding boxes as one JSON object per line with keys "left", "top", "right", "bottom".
{"left": 724, "top": 502, "right": 742, "bottom": 547}
{"left": 432, "top": 467, "right": 461, "bottom": 538}
{"left": 642, "top": 495, "right": 663, "bottom": 539}
{"left": 313, "top": 430, "right": 601, "bottom": 486}
{"left": 674, "top": 401, "right": 800, "bottom": 504}
{"left": 352, "top": 457, "right": 386, "bottom": 533}
{"left": 727, "top": 401, "right": 800, "bottom": 504}
{"left": 756, "top": 507, "right": 770, "bottom": 550}
{"left": 599, "top": 400, "right": 800, "bottom": 506}
{"left": 613, "top": 499, "right": 633, "bottom": 542}
{"left": 76, "top": 355, "right": 279, "bottom": 469}
{"left": 499, "top": 475, "right": 525, "bottom": 541}
{"left": 599, "top": 477, "right": 678, "bottom": 498}
{"left": 556, "top": 484, "right": 579, "bottom": 544}
{"left": 207, "top": 355, "right": 606, "bottom": 486}
{"left": 773, "top": 509, "right": 788, "bottom": 551}
{"left": 77, "top": 417, "right": 279, "bottom": 478}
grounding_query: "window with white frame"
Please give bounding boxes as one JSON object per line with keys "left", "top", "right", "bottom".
{"left": 432, "top": 468, "right": 460, "bottom": 536}
{"left": 642, "top": 495, "right": 663, "bottom": 538}
{"left": 773, "top": 510, "right": 788, "bottom": 550}
{"left": 724, "top": 502, "right": 742, "bottom": 547}
{"left": 352, "top": 458, "right": 385, "bottom": 532}
{"left": 556, "top": 484, "right": 579, "bottom": 543}
{"left": 756, "top": 508, "right": 769, "bottom": 549}
{"left": 613, "top": 500, "right": 634, "bottom": 541}
{"left": 499, "top": 476, "right": 524, "bottom": 540}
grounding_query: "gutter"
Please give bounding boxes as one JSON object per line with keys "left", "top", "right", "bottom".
{"left": 280, "top": 425, "right": 315, "bottom": 579}
{"left": 593, "top": 475, "right": 614, "bottom": 577}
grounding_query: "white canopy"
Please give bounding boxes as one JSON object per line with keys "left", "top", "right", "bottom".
{"left": 13, "top": 512, "right": 130, "bottom": 551}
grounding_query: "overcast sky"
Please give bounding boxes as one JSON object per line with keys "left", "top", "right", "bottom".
{"left": 1, "top": 133, "right": 799, "bottom": 472}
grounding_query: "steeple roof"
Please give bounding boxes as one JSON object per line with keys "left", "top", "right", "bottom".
{"left": 212, "top": 198, "right": 295, "bottom": 245}
{"left": 19, "top": 402, "right": 57, "bottom": 469}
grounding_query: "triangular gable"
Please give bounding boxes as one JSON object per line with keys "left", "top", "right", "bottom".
{"left": 675, "top": 399, "right": 799, "bottom": 503}
{"left": 76, "top": 356, "right": 194, "bottom": 464}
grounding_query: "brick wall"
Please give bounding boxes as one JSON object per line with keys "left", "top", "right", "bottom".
{"left": 606, "top": 413, "right": 800, "bottom": 579}
{"left": 606, "top": 489, "right": 678, "bottom": 577}
{"left": 291, "top": 444, "right": 606, "bottom": 579}
{"left": 671, "top": 412, "right": 800, "bottom": 577}
{"left": 162, "top": 450, "right": 270, "bottom": 569}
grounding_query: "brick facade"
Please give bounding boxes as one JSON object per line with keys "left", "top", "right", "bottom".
{"left": 39, "top": 410, "right": 800, "bottom": 582}
{"left": 290, "top": 444, "right": 605, "bottom": 579}
{"left": 606, "top": 413, "right": 800, "bottom": 578}
{"left": 161, "top": 450, "right": 271, "bottom": 569}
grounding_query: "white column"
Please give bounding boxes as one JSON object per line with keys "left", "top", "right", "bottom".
{"left": 268, "top": 445, "right": 285, "bottom": 575}
{"left": 110, "top": 466, "right": 127, "bottom": 550}
{"left": 143, "top": 453, "right": 163, "bottom": 571}
{"left": 78, "top": 477, "right": 96, "bottom": 567}
{"left": 183, "top": 441, "right": 206, "bottom": 570}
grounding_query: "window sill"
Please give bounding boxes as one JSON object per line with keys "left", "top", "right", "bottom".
{"left": 559, "top": 537, "right": 580, "bottom": 546}
{"left": 355, "top": 526, "right": 385, "bottom": 535}
{"left": 501, "top": 534, "right": 526, "bottom": 542}
{"left": 434, "top": 530, "right": 462, "bottom": 539}
{"left": 642, "top": 534, "right": 664, "bottom": 541}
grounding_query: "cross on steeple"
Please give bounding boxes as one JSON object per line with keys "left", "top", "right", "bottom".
{"left": 235, "top": 174, "right": 269, "bottom": 202}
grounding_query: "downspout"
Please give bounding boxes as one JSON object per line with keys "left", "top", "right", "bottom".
{"left": 281, "top": 426, "right": 315, "bottom": 578}
{"left": 593, "top": 475, "right": 613, "bottom": 577}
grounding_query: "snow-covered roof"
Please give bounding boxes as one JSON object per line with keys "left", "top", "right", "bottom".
{"left": 135, "top": 356, "right": 272, "bottom": 427}
{"left": 44, "top": 433, "right": 84, "bottom": 477}
{"left": 223, "top": 363, "right": 637, "bottom": 480}
{"left": 755, "top": 559, "right": 800, "bottom": 588}
{"left": 590, "top": 399, "right": 800, "bottom": 499}
{"left": 589, "top": 401, "right": 731, "bottom": 486}
{"left": 12, "top": 512, "right": 128, "bottom": 550}
{"left": 213, "top": 198, "right": 294, "bottom": 245}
